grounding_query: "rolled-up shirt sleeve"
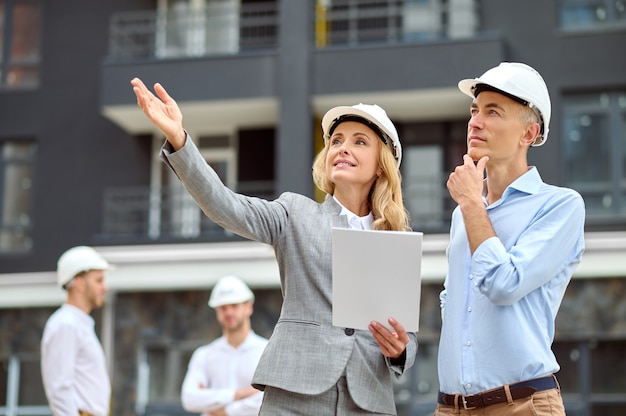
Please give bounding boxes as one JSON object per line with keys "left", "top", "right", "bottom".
{"left": 471, "top": 189, "right": 585, "bottom": 306}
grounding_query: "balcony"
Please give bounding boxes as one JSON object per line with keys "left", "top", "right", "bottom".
{"left": 101, "top": 0, "right": 494, "bottom": 141}
{"left": 95, "top": 181, "right": 276, "bottom": 245}
{"left": 107, "top": 2, "right": 279, "bottom": 60}
{"left": 95, "top": 177, "right": 453, "bottom": 244}
{"left": 106, "top": 0, "right": 479, "bottom": 62}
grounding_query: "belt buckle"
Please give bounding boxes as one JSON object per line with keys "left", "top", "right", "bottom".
{"left": 462, "top": 395, "right": 476, "bottom": 410}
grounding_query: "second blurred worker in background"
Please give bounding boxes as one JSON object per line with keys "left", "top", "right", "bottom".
{"left": 181, "top": 275, "right": 268, "bottom": 416}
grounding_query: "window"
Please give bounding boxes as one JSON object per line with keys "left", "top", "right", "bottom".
{"left": 155, "top": 0, "right": 240, "bottom": 58}
{"left": 99, "top": 127, "right": 276, "bottom": 243}
{"left": 108, "top": 0, "right": 277, "bottom": 59}
{"left": 402, "top": 0, "right": 478, "bottom": 41}
{"left": 394, "top": 340, "right": 438, "bottom": 416}
{"left": 404, "top": 146, "right": 446, "bottom": 229}
{"left": 318, "top": 0, "right": 404, "bottom": 46}
{"left": 559, "top": 0, "right": 626, "bottom": 29}
{"left": 315, "top": 0, "right": 478, "bottom": 47}
{"left": 0, "top": 354, "right": 50, "bottom": 416}
{"left": 154, "top": 0, "right": 277, "bottom": 58}
{"left": 136, "top": 342, "right": 196, "bottom": 416}
{"left": 562, "top": 91, "right": 626, "bottom": 222}
{"left": 400, "top": 120, "right": 467, "bottom": 233}
{"left": 144, "top": 133, "right": 237, "bottom": 241}
{"left": 149, "top": 129, "right": 275, "bottom": 241}
{"left": 0, "top": 0, "right": 41, "bottom": 89}
{"left": 554, "top": 340, "right": 626, "bottom": 415}
{"left": 236, "top": 128, "right": 275, "bottom": 200}
{"left": 0, "top": 140, "right": 36, "bottom": 253}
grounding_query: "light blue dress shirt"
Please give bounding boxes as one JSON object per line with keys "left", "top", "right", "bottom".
{"left": 438, "top": 167, "right": 585, "bottom": 395}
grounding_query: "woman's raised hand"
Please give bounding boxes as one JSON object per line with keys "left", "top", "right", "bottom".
{"left": 131, "top": 78, "right": 186, "bottom": 150}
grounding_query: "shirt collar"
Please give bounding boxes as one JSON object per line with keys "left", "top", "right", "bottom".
{"left": 333, "top": 196, "right": 374, "bottom": 230}
{"left": 484, "top": 166, "right": 543, "bottom": 204}
{"left": 61, "top": 303, "right": 95, "bottom": 327}
{"left": 506, "top": 166, "right": 543, "bottom": 195}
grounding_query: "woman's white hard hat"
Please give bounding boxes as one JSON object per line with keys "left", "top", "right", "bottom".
{"left": 208, "top": 275, "right": 255, "bottom": 308}
{"left": 458, "top": 62, "right": 551, "bottom": 146}
{"left": 56, "top": 246, "right": 112, "bottom": 288}
{"left": 321, "top": 103, "right": 402, "bottom": 166}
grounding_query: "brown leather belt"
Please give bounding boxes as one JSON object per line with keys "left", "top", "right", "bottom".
{"left": 438, "top": 375, "right": 558, "bottom": 410}
{"left": 78, "top": 411, "right": 94, "bottom": 416}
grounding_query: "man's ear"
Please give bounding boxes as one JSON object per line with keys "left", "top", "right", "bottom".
{"left": 522, "top": 122, "right": 541, "bottom": 147}
{"left": 71, "top": 275, "right": 86, "bottom": 293}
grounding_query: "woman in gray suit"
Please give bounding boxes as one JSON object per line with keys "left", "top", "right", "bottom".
{"left": 131, "top": 78, "right": 418, "bottom": 415}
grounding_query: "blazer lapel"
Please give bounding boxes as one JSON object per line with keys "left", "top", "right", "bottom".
{"left": 322, "top": 196, "right": 349, "bottom": 229}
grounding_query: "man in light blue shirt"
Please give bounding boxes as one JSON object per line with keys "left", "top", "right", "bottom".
{"left": 436, "top": 62, "right": 585, "bottom": 415}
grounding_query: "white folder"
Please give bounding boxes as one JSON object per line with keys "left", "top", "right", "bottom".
{"left": 331, "top": 228, "right": 423, "bottom": 332}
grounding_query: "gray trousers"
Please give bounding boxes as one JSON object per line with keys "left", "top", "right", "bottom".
{"left": 258, "top": 376, "right": 395, "bottom": 416}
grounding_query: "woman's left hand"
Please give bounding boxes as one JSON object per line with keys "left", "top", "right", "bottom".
{"left": 368, "top": 317, "right": 409, "bottom": 359}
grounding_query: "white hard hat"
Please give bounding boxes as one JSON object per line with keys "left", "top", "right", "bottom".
{"left": 321, "top": 103, "right": 402, "bottom": 166}
{"left": 208, "top": 275, "right": 254, "bottom": 308}
{"left": 57, "top": 246, "right": 111, "bottom": 288}
{"left": 458, "top": 62, "right": 551, "bottom": 146}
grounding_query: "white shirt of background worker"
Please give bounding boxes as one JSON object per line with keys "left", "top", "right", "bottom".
{"left": 41, "top": 246, "right": 112, "bottom": 416}
{"left": 181, "top": 275, "right": 269, "bottom": 416}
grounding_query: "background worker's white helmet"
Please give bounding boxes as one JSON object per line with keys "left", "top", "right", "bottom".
{"left": 57, "top": 246, "right": 111, "bottom": 288}
{"left": 458, "top": 62, "right": 551, "bottom": 146}
{"left": 322, "top": 103, "right": 402, "bottom": 166}
{"left": 208, "top": 275, "right": 255, "bottom": 308}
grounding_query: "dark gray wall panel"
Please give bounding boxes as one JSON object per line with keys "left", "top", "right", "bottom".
{"left": 101, "top": 54, "right": 278, "bottom": 106}
{"left": 313, "top": 38, "right": 505, "bottom": 94}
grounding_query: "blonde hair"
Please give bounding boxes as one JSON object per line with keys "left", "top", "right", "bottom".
{"left": 312, "top": 138, "right": 410, "bottom": 231}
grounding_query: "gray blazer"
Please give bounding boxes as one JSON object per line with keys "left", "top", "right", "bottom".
{"left": 162, "top": 137, "right": 418, "bottom": 414}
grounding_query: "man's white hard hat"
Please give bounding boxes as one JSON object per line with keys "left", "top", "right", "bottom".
{"left": 458, "top": 62, "right": 551, "bottom": 146}
{"left": 321, "top": 103, "right": 402, "bottom": 166}
{"left": 208, "top": 275, "right": 255, "bottom": 308}
{"left": 57, "top": 246, "right": 111, "bottom": 288}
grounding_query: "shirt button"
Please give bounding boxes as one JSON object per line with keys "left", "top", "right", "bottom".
{"left": 469, "top": 274, "right": 474, "bottom": 280}
{"left": 467, "top": 306, "right": 472, "bottom": 312}
{"left": 466, "top": 383, "right": 472, "bottom": 389}
{"left": 345, "top": 328, "right": 355, "bottom": 336}
{"left": 466, "top": 341, "right": 472, "bottom": 346}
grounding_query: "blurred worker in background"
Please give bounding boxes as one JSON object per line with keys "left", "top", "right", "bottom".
{"left": 41, "top": 245, "right": 112, "bottom": 416}
{"left": 181, "top": 275, "right": 268, "bottom": 416}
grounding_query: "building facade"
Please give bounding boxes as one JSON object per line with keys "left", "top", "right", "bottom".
{"left": 1, "top": 0, "right": 625, "bottom": 415}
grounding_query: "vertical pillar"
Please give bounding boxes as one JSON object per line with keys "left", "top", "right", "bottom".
{"left": 275, "top": 0, "right": 314, "bottom": 196}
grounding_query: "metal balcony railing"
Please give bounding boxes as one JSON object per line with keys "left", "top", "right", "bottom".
{"left": 316, "top": 0, "right": 479, "bottom": 46}
{"left": 97, "top": 182, "right": 275, "bottom": 243}
{"left": 97, "top": 179, "right": 452, "bottom": 244}
{"left": 106, "top": 1, "right": 479, "bottom": 60}
{"left": 107, "top": 2, "right": 278, "bottom": 59}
